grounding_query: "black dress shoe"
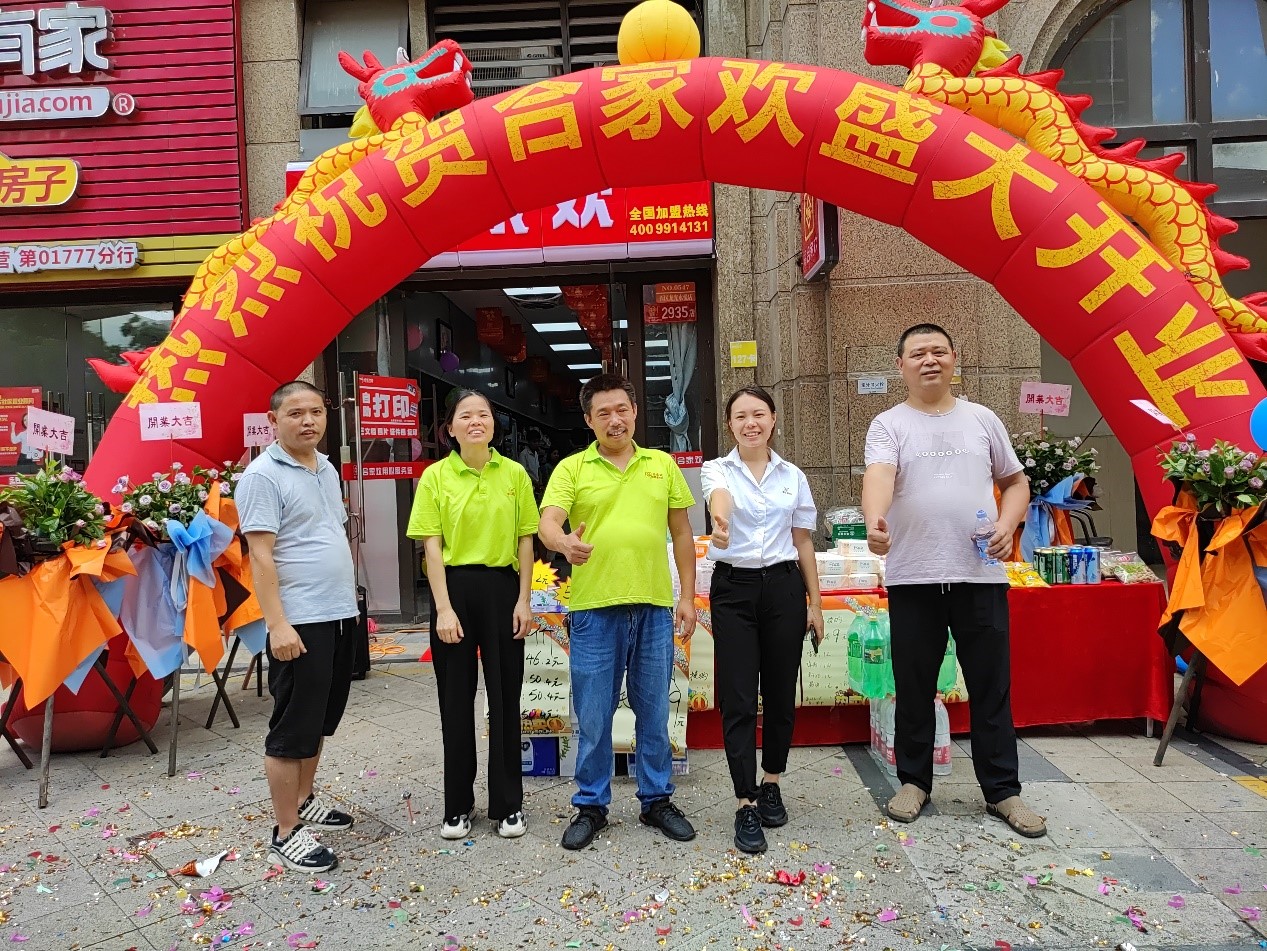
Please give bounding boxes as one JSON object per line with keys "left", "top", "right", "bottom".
{"left": 734, "top": 805, "right": 767, "bottom": 854}
{"left": 638, "top": 798, "right": 696, "bottom": 841}
{"left": 560, "top": 807, "right": 607, "bottom": 850}
{"left": 757, "top": 782, "right": 788, "bottom": 828}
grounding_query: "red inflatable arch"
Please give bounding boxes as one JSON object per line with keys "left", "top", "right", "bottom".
{"left": 84, "top": 58, "right": 1267, "bottom": 519}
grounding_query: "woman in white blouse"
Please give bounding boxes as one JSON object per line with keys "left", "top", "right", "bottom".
{"left": 702, "top": 386, "right": 823, "bottom": 855}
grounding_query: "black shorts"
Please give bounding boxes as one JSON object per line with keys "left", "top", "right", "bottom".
{"left": 265, "top": 618, "right": 356, "bottom": 759}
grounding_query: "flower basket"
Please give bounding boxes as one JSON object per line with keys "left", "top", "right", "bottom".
{"left": 1152, "top": 437, "right": 1267, "bottom": 689}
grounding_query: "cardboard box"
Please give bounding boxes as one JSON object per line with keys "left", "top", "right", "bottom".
{"left": 521, "top": 738, "right": 560, "bottom": 777}
{"left": 621, "top": 751, "right": 689, "bottom": 776}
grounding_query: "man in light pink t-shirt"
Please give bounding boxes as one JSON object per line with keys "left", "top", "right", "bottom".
{"left": 862, "top": 323, "right": 1045, "bottom": 839}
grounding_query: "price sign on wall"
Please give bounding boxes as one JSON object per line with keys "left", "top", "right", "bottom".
{"left": 644, "top": 282, "right": 697, "bottom": 324}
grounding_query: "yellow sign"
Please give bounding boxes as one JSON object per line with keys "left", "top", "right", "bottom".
{"left": 0, "top": 151, "right": 78, "bottom": 208}
{"left": 730, "top": 340, "right": 758, "bottom": 368}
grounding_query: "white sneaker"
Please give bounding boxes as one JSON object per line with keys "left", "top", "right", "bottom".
{"left": 441, "top": 814, "right": 471, "bottom": 840}
{"left": 496, "top": 811, "right": 526, "bottom": 838}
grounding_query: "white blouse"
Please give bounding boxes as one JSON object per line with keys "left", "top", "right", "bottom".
{"left": 699, "top": 448, "right": 817, "bottom": 569}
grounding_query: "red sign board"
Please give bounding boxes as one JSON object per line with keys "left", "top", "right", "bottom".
{"left": 799, "top": 193, "right": 838, "bottom": 282}
{"left": 0, "top": 1, "right": 247, "bottom": 246}
{"left": 285, "top": 166, "right": 713, "bottom": 266}
{"left": 357, "top": 374, "right": 420, "bottom": 440}
{"left": 0, "top": 386, "right": 41, "bottom": 468}
{"left": 341, "top": 461, "right": 432, "bottom": 481}
{"left": 645, "top": 281, "right": 697, "bottom": 324}
{"left": 671, "top": 451, "right": 703, "bottom": 468}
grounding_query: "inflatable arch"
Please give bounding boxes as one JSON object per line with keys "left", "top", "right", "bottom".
{"left": 84, "top": 49, "right": 1267, "bottom": 519}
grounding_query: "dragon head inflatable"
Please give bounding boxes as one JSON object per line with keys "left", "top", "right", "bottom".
{"left": 862, "top": 0, "right": 1009, "bottom": 78}
{"left": 338, "top": 39, "right": 474, "bottom": 136}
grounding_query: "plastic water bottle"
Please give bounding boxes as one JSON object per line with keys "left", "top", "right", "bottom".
{"left": 936, "top": 632, "right": 957, "bottom": 696}
{"left": 879, "top": 611, "right": 895, "bottom": 696}
{"left": 973, "top": 510, "right": 999, "bottom": 565}
{"left": 881, "top": 696, "right": 897, "bottom": 773}
{"left": 861, "top": 616, "right": 888, "bottom": 700}
{"left": 933, "top": 699, "right": 952, "bottom": 775}
{"left": 847, "top": 616, "right": 865, "bottom": 694}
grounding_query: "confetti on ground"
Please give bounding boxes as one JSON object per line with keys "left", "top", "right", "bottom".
{"left": 1168, "top": 895, "right": 1186, "bottom": 909}
{"left": 876, "top": 907, "right": 898, "bottom": 922}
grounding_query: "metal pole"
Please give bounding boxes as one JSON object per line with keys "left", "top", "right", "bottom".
{"left": 37, "top": 696, "right": 54, "bottom": 809}
{"left": 167, "top": 667, "right": 182, "bottom": 778}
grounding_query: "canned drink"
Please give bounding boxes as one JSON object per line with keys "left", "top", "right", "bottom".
{"left": 1053, "top": 547, "right": 1070, "bottom": 585}
{"left": 1070, "top": 546, "right": 1087, "bottom": 585}
{"left": 1034, "top": 548, "right": 1051, "bottom": 585}
{"left": 1084, "top": 546, "right": 1101, "bottom": 584}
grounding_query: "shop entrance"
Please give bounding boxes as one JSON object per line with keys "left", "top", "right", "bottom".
{"left": 331, "top": 267, "right": 715, "bottom": 620}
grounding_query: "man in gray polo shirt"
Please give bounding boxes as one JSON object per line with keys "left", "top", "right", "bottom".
{"left": 237, "top": 380, "right": 358, "bottom": 872}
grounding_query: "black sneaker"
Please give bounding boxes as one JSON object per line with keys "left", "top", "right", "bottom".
{"left": 561, "top": 807, "right": 607, "bottom": 850}
{"left": 757, "top": 782, "right": 788, "bottom": 828}
{"left": 639, "top": 799, "right": 696, "bottom": 842}
{"left": 267, "top": 825, "right": 338, "bottom": 873}
{"left": 734, "top": 805, "right": 767, "bottom": 854}
{"left": 298, "top": 793, "right": 354, "bottom": 831}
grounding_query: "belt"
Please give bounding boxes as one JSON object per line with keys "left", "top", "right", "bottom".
{"left": 716, "top": 560, "right": 798, "bottom": 578}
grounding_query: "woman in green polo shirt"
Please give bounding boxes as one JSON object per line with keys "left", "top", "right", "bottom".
{"left": 406, "top": 390, "right": 540, "bottom": 841}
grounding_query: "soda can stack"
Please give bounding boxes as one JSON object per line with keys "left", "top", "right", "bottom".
{"left": 1033, "top": 546, "right": 1102, "bottom": 585}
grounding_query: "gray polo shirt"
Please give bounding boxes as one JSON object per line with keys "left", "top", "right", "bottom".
{"left": 236, "top": 443, "right": 357, "bottom": 625}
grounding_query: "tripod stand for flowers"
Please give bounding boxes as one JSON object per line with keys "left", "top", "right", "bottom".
{"left": 1151, "top": 494, "right": 1267, "bottom": 765}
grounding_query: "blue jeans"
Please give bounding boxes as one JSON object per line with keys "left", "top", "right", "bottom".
{"left": 568, "top": 605, "right": 675, "bottom": 813}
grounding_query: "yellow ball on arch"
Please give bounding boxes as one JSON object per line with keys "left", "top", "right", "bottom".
{"left": 617, "top": 0, "right": 702, "bottom": 65}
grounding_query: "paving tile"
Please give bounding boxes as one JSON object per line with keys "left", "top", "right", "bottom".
{"left": 1087, "top": 781, "right": 1196, "bottom": 813}
{"left": 1121, "top": 811, "right": 1248, "bottom": 850}
{"left": 1121, "top": 752, "right": 1229, "bottom": 783}
{"left": 1161, "top": 781, "right": 1267, "bottom": 812}
{"left": 1044, "top": 754, "right": 1153, "bottom": 783}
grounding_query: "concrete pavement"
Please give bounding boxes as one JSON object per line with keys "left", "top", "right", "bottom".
{"left": 0, "top": 662, "right": 1264, "bottom": 951}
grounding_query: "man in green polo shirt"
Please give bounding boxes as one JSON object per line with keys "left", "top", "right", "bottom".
{"left": 540, "top": 374, "right": 698, "bottom": 850}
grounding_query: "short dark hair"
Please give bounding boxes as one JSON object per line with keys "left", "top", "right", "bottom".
{"left": 270, "top": 380, "right": 325, "bottom": 412}
{"left": 442, "top": 389, "right": 499, "bottom": 447}
{"left": 724, "top": 385, "right": 776, "bottom": 420}
{"left": 897, "top": 323, "right": 954, "bottom": 357}
{"left": 579, "top": 373, "right": 636, "bottom": 416}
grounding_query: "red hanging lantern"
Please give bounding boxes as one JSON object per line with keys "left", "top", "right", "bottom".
{"left": 475, "top": 307, "right": 504, "bottom": 345}
{"left": 502, "top": 323, "right": 526, "bottom": 363}
{"left": 527, "top": 356, "right": 550, "bottom": 384}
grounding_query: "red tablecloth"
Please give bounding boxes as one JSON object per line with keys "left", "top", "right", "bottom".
{"left": 686, "top": 582, "right": 1173, "bottom": 748}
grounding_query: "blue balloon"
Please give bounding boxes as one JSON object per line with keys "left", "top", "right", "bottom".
{"left": 1252, "top": 398, "right": 1267, "bottom": 451}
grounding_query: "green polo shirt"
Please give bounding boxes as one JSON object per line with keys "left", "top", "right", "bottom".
{"left": 406, "top": 450, "right": 539, "bottom": 567}
{"left": 541, "top": 442, "right": 694, "bottom": 611}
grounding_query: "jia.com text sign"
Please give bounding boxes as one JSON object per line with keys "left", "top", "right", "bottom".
{"left": 284, "top": 166, "right": 713, "bottom": 266}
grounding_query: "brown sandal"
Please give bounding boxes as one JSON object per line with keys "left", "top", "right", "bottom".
{"left": 886, "top": 784, "right": 929, "bottom": 823}
{"left": 987, "top": 796, "right": 1047, "bottom": 838}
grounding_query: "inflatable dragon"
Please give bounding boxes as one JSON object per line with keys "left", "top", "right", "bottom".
{"left": 89, "top": 40, "right": 473, "bottom": 393}
{"left": 861, "top": 0, "right": 1267, "bottom": 352}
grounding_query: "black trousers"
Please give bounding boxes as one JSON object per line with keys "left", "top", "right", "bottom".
{"left": 710, "top": 561, "right": 807, "bottom": 802}
{"left": 887, "top": 583, "right": 1021, "bottom": 803}
{"left": 430, "top": 565, "right": 524, "bottom": 821}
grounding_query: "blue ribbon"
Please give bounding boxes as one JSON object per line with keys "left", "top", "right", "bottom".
{"left": 233, "top": 618, "right": 268, "bottom": 657}
{"left": 120, "top": 544, "right": 186, "bottom": 679}
{"left": 165, "top": 511, "right": 234, "bottom": 610}
{"left": 1020, "top": 475, "right": 1093, "bottom": 562}
{"left": 61, "top": 645, "right": 105, "bottom": 694}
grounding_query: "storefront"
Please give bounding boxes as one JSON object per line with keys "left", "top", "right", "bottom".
{"left": 0, "top": 0, "right": 247, "bottom": 479}
{"left": 304, "top": 169, "right": 720, "bottom": 619}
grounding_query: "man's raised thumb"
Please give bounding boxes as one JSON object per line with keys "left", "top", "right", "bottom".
{"left": 574, "top": 522, "right": 586, "bottom": 539}
{"left": 876, "top": 516, "right": 888, "bottom": 533}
